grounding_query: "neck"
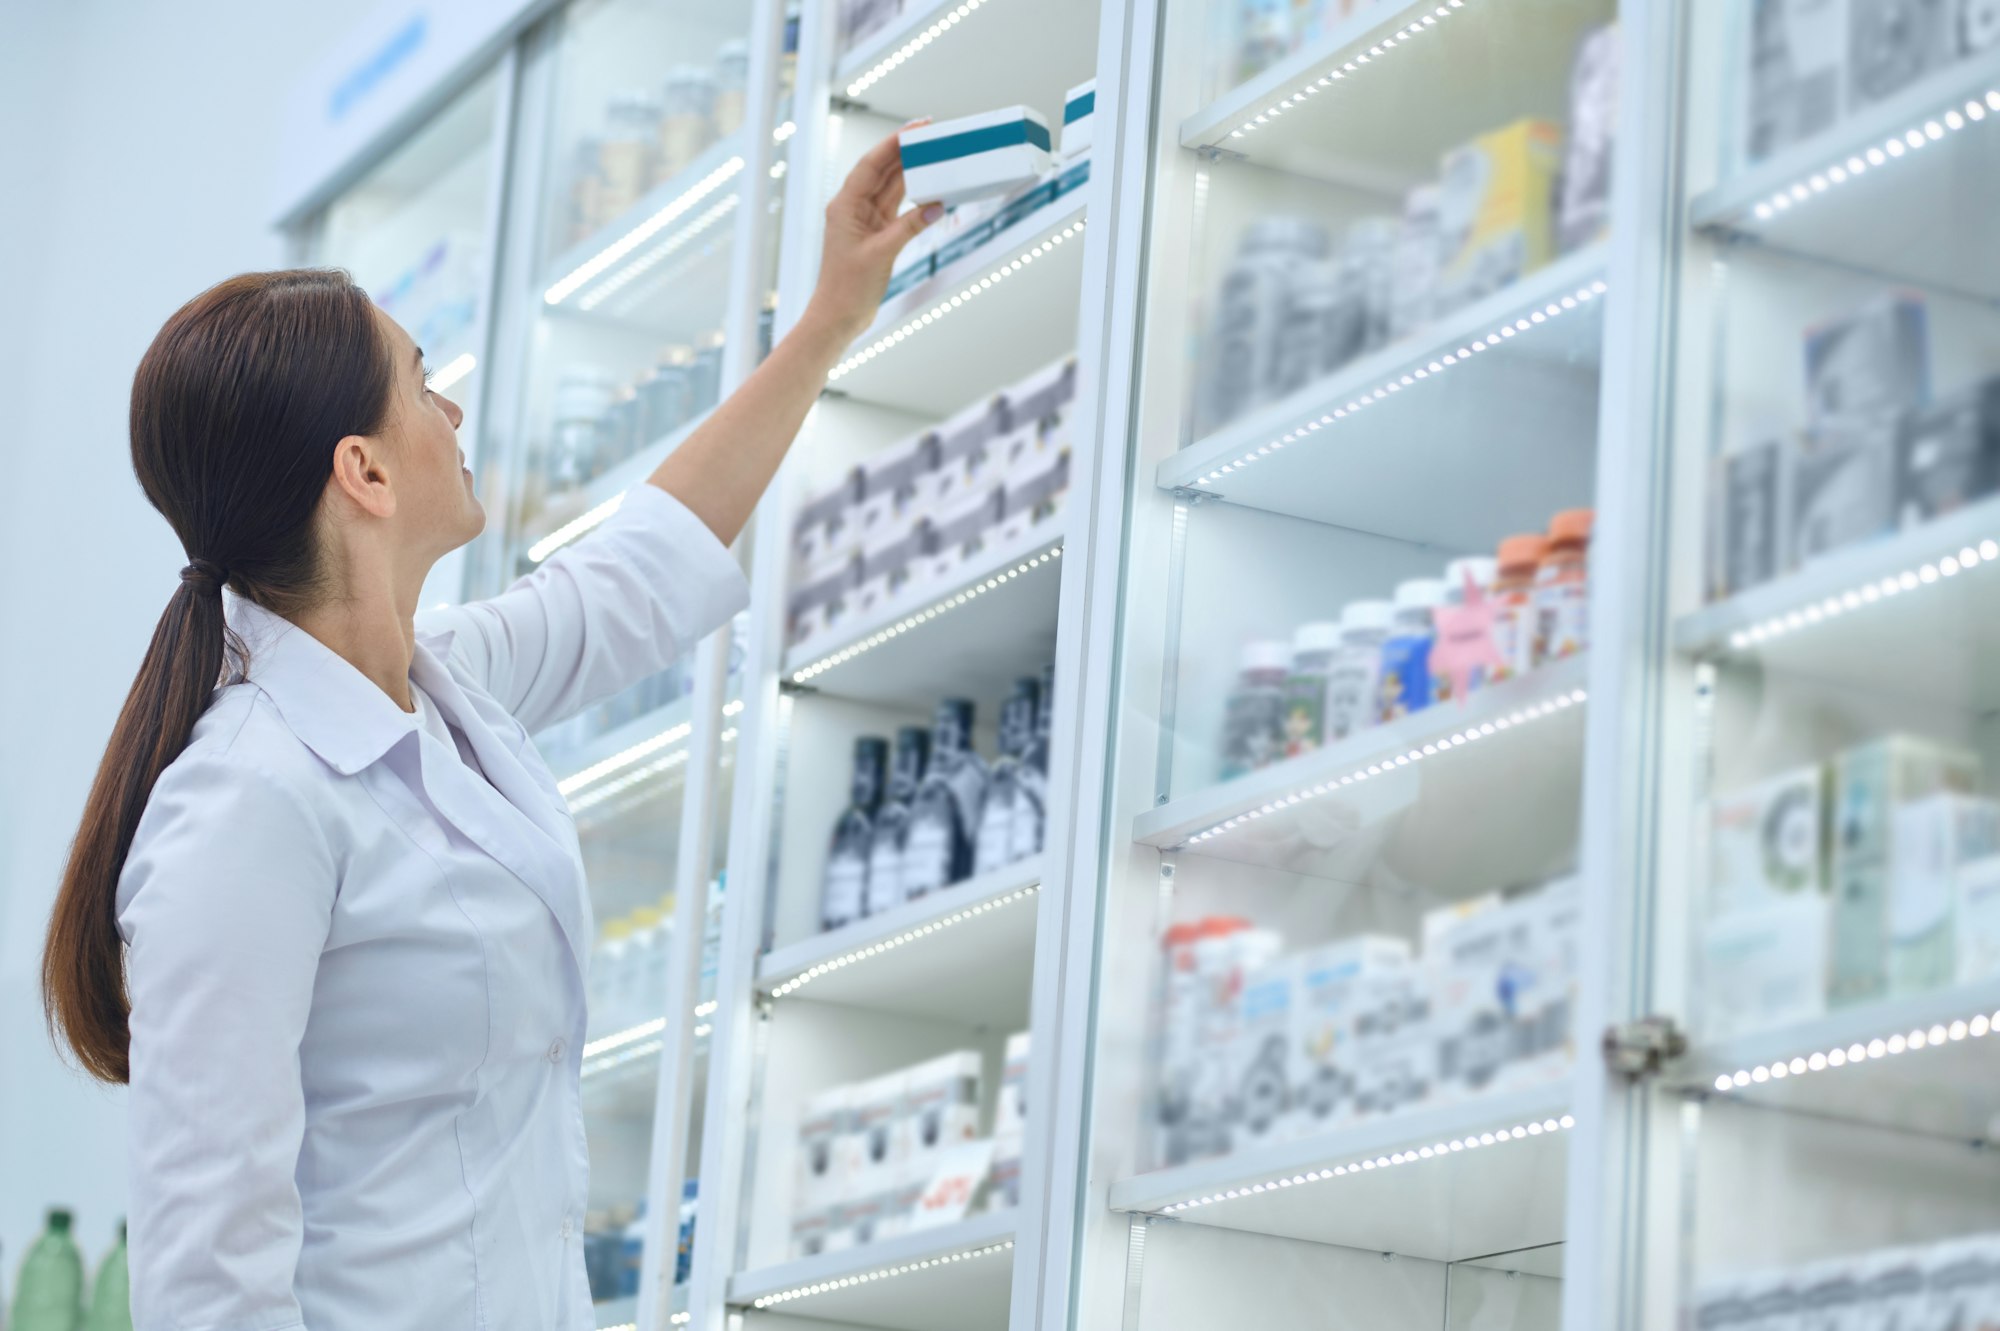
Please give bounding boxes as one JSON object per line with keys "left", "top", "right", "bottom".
{"left": 291, "top": 559, "right": 424, "bottom": 713}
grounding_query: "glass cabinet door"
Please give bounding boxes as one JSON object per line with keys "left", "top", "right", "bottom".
{"left": 305, "top": 63, "right": 507, "bottom": 609}
{"left": 1065, "top": 1, "right": 1627, "bottom": 1328}
{"left": 1638, "top": 3, "right": 2000, "bottom": 1327}
{"left": 690, "top": 0, "right": 1099, "bottom": 1327}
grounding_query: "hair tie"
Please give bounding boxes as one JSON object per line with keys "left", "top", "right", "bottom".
{"left": 180, "top": 558, "right": 227, "bottom": 591}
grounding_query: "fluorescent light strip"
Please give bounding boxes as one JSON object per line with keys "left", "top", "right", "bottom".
{"left": 1710, "top": 1008, "right": 1995, "bottom": 1093}
{"left": 791, "top": 546, "right": 1061, "bottom": 683}
{"left": 430, "top": 351, "right": 477, "bottom": 393}
{"left": 1750, "top": 90, "right": 1999, "bottom": 222}
{"left": 845, "top": 0, "right": 988, "bottom": 98}
{"left": 567, "top": 745, "right": 694, "bottom": 817}
{"left": 579, "top": 193, "right": 739, "bottom": 311}
{"left": 1158, "top": 1112, "right": 1575, "bottom": 1214}
{"left": 1193, "top": 278, "right": 1605, "bottom": 489}
{"left": 694, "top": 999, "right": 718, "bottom": 1018}
{"left": 545, "top": 156, "right": 745, "bottom": 305}
{"left": 1726, "top": 538, "right": 1999, "bottom": 652}
{"left": 670, "top": 1313, "right": 691, "bottom": 1325}
{"left": 559, "top": 720, "right": 695, "bottom": 797}
{"left": 530, "top": 493, "right": 626, "bottom": 564}
{"left": 773, "top": 119, "right": 797, "bottom": 142}
{"left": 768, "top": 885, "right": 1039, "bottom": 998}
{"left": 1225, "top": 0, "right": 1464, "bottom": 143}
{"left": 583, "top": 1016, "right": 669, "bottom": 1061}
{"left": 1183, "top": 688, "right": 1587, "bottom": 848}
{"left": 723, "top": 698, "right": 745, "bottom": 717}
{"left": 827, "top": 219, "right": 1086, "bottom": 382}
{"left": 750, "top": 1239, "right": 1014, "bottom": 1307}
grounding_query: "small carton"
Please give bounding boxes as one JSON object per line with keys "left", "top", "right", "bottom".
{"left": 1230, "top": 956, "right": 1298, "bottom": 1150}
{"left": 1001, "top": 357, "right": 1079, "bottom": 436}
{"left": 1803, "top": 293, "right": 1930, "bottom": 428}
{"left": 1831, "top": 735, "right": 1979, "bottom": 1004}
{"left": 793, "top": 468, "right": 862, "bottom": 568}
{"left": 1558, "top": 23, "right": 1618, "bottom": 253}
{"left": 1189, "top": 921, "right": 1282, "bottom": 1158}
{"left": 994, "top": 1030, "right": 1030, "bottom": 1143}
{"left": 1895, "top": 376, "right": 2000, "bottom": 529}
{"left": 1744, "top": 0, "right": 1846, "bottom": 164}
{"left": 829, "top": 1193, "right": 882, "bottom": 1250}
{"left": 1888, "top": 793, "right": 2000, "bottom": 996}
{"left": 843, "top": 1072, "right": 909, "bottom": 1205}
{"left": 900, "top": 106, "right": 1053, "bottom": 209}
{"left": 1428, "top": 893, "right": 1544, "bottom": 1102}
{"left": 1791, "top": 416, "right": 1898, "bottom": 567}
{"left": 1708, "top": 765, "right": 1829, "bottom": 921}
{"left": 855, "top": 433, "right": 938, "bottom": 542}
{"left": 1699, "top": 896, "right": 1830, "bottom": 1040}
{"left": 995, "top": 446, "right": 1069, "bottom": 549}
{"left": 1847, "top": 0, "right": 1955, "bottom": 107}
{"left": 788, "top": 551, "right": 860, "bottom": 652}
{"left": 1712, "top": 436, "right": 1792, "bottom": 598}
{"left": 1434, "top": 118, "right": 1563, "bottom": 314}
{"left": 1347, "top": 955, "right": 1432, "bottom": 1118}
{"left": 1287, "top": 935, "right": 1412, "bottom": 1134}
{"left": 909, "top": 487, "right": 1003, "bottom": 597}
{"left": 898, "top": 1051, "right": 982, "bottom": 1185}
{"left": 853, "top": 515, "right": 924, "bottom": 621}
{"left": 795, "top": 1085, "right": 852, "bottom": 1218}
{"left": 923, "top": 395, "right": 1004, "bottom": 510}
{"left": 1058, "top": 78, "right": 1096, "bottom": 162}
{"left": 789, "top": 1206, "right": 829, "bottom": 1260}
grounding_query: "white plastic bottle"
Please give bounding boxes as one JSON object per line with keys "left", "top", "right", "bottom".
{"left": 1325, "top": 600, "right": 1394, "bottom": 742}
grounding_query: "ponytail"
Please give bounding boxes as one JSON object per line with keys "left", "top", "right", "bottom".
{"left": 41, "top": 269, "right": 391, "bottom": 1082}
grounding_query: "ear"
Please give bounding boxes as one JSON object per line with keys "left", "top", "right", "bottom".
{"left": 327, "top": 433, "right": 398, "bottom": 519}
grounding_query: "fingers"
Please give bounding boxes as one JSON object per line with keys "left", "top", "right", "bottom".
{"left": 842, "top": 128, "right": 907, "bottom": 204}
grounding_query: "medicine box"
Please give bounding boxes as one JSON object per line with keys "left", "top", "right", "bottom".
{"left": 793, "top": 468, "right": 862, "bottom": 569}
{"left": 925, "top": 395, "right": 1003, "bottom": 510}
{"left": 1558, "top": 23, "right": 1618, "bottom": 254}
{"left": 1229, "top": 956, "right": 1297, "bottom": 1150}
{"left": 1059, "top": 79, "right": 1095, "bottom": 162}
{"left": 910, "top": 486, "right": 1002, "bottom": 598}
{"left": 1895, "top": 376, "right": 2000, "bottom": 528}
{"left": 855, "top": 434, "right": 936, "bottom": 546}
{"left": 1712, "top": 436, "right": 1791, "bottom": 599}
{"left": 1186, "top": 922, "right": 1281, "bottom": 1159}
{"left": 1428, "top": 891, "right": 1544, "bottom": 1103}
{"left": 995, "top": 446, "right": 1068, "bottom": 550}
{"left": 1054, "top": 155, "right": 1091, "bottom": 199}
{"left": 1830, "top": 735, "right": 1979, "bottom": 1004}
{"left": 1792, "top": 418, "right": 1899, "bottom": 567}
{"left": 788, "top": 551, "right": 860, "bottom": 652}
{"left": 854, "top": 516, "right": 923, "bottom": 621}
{"left": 795, "top": 1085, "right": 852, "bottom": 1220}
{"left": 789, "top": 1207, "right": 829, "bottom": 1260}
{"left": 1803, "top": 292, "right": 1930, "bottom": 427}
{"left": 844, "top": 1072, "right": 908, "bottom": 1204}
{"left": 1707, "top": 764, "right": 1828, "bottom": 920}
{"left": 1699, "top": 896, "right": 1830, "bottom": 1040}
{"left": 1888, "top": 793, "right": 2000, "bottom": 996}
{"left": 829, "top": 1194, "right": 880, "bottom": 1251}
{"left": 1347, "top": 956, "right": 1431, "bottom": 1118}
{"left": 1434, "top": 118, "right": 1562, "bottom": 314}
{"left": 898, "top": 1050, "right": 982, "bottom": 1180}
{"left": 1744, "top": 0, "right": 1846, "bottom": 164}
{"left": 994, "top": 1029, "right": 1030, "bottom": 1142}
{"left": 994, "top": 177, "right": 1058, "bottom": 235}
{"left": 1847, "top": 0, "right": 1955, "bottom": 107}
{"left": 1956, "top": 854, "right": 2000, "bottom": 985}
{"left": 899, "top": 106, "right": 1052, "bottom": 209}
{"left": 1287, "top": 935, "right": 1411, "bottom": 1135}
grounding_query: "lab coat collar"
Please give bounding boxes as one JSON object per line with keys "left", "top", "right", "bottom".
{"left": 225, "top": 594, "right": 418, "bottom": 777}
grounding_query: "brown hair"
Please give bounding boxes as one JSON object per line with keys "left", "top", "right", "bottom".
{"left": 43, "top": 269, "right": 394, "bottom": 1083}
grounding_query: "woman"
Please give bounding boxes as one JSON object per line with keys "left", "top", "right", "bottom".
{"left": 41, "top": 130, "right": 942, "bottom": 1329}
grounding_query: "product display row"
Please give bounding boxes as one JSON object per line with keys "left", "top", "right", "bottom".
{"left": 1221, "top": 508, "right": 1592, "bottom": 782}
{"left": 9, "top": 1210, "right": 128, "bottom": 1331}
{"left": 791, "top": 1034, "right": 1029, "bottom": 1259}
{"left": 585, "top": 1180, "right": 700, "bottom": 1304}
{"left": 1150, "top": 880, "right": 1577, "bottom": 1171}
{"left": 822, "top": 674, "right": 1051, "bottom": 933}
{"left": 1695, "top": 1230, "right": 2000, "bottom": 1329}
{"left": 1196, "top": 22, "right": 1615, "bottom": 436}
{"left": 789, "top": 357, "right": 1077, "bottom": 657}
{"left": 588, "top": 877, "right": 727, "bottom": 1040}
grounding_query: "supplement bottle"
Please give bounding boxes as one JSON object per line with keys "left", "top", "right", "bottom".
{"left": 1219, "top": 640, "right": 1292, "bottom": 781}
{"left": 1377, "top": 578, "right": 1447, "bottom": 723}
{"left": 1535, "top": 508, "right": 1594, "bottom": 664}
{"left": 712, "top": 39, "right": 749, "bottom": 138}
{"left": 1204, "top": 218, "right": 1329, "bottom": 432}
{"left": 901, "top": 699, "right": 988, "bottom": 897}
{"left": 867, "top": 727, "right": 930, "bottom": 915}
{"left": 822, "top": 737, "right": 887, "bottom": 931}
{"left": 1436, "top": 555, "right": 1498, "bottom": 704}
{"left": 1325, "top": 600, "right": 1395, "bottom": 742}
{"left": 1489, "top": 534, "right": 1550, "bottom": 684}
{"left": 1280, "top": 622, "right": 1343, "bottom": 757}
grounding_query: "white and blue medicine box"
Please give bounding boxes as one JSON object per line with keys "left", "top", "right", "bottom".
{"left": 899, "top": 106, "right": 1052, "bottom": 209}
{"left": 1059, "top": 79, "right": 1095, "bottom": 162}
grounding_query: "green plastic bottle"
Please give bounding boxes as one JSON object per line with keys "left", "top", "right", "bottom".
{"left": 81, "top": 1223, "right": 129, "bottom": 1331}
{"left": 11, "top": 1208, "right": 82, "bottom": 1331}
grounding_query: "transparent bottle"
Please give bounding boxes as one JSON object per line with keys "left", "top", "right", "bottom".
{"left": 901, "top": 700, "right": 988, "bottom": 898}
{"left": 1219, "top": 640, "right": 1291, "bottom": 781}
{"left": 822, "top": 738, "right": 887, "bottom": 930}
{"left": 867, "top": 727, "right": 931, "bottom": 916}
{"left": 80, "top": 1224, "right": 127, "bottom": 1331}
{"left": 975, "top": 677, "right": 1041, "bottom": 875}
{"left": 11, "top": 1208, "right": 82, "bottom": 1331}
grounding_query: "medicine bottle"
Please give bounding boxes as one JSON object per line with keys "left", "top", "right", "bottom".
{"left": 1489, "top": 534, "right": 1550, "bottom": 683}
{"left": 1535, "top": 508, "right": 1594, "bottom": 664}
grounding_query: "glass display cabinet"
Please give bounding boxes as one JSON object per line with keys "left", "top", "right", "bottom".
{"left": 1056, "top": 2, "right": 1634, "bottom": 1328}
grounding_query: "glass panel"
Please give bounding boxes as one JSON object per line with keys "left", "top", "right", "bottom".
{"left": 1648, "top": 2, "right": 2000, "bottom": 1325}
{"left": 307, "top": 64, "right": 504, "bottom": 608}
{"left": 1071, "top": 1, "right": 1617, "bottom": 1327}
{"left": 491, "top": 0, "right": 758, "bottom": 585}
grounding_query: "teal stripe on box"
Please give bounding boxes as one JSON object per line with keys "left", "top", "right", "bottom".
{"left": 1064, "top": 91, "right": 1095, "bottom": 124}
{"left": 900, "top": 119, "right": 1051, "bottom": 169}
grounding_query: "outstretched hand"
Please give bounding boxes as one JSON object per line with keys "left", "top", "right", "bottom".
{"left": 805, "top": 121, "right": 944, "bottom": 341}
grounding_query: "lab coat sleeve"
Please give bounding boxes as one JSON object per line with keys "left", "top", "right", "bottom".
{"left": 419, "top": 482, "right": 750, "bottom": 736}
{"left": 118, "top": 752, "right": 336, "bottom": 1331}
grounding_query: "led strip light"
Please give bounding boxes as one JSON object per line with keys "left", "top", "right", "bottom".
{"left": 749, "top": 1239, "right": 1014, "bottom": 1308}
{"left": 530, "top": 493, "right": 626, "bottom": 564}
{"left": 827, "top": 218, "right": 1086, "bottom": 383}
{"left": 579, "top": 193, "right": 739, "bottom": 312}
{"left": 1192, "top": 278, "right": 1605, "bottom": 490}
{"left": 1709, "top": 1009, "right": 1996, "bottom": 1093}
{"left": 1181, "top": 687, "right": 1587, "bottom": 848}
{"left": 1748, "top": 91, "right": 1999, "bottom": 223}
{"left": 1155, "top": 1112, "right": 1575, "bottom": 1214}
{"left": 844, "top": 0, "right": 988, "bottom": 99}
{"left": 545, "top": 156, "right": 745, "bottom": 306}
{"left": 1726, "top": 538, "right": 2000, "bottom": 652}
{"left": 559, "top": 720, "right": 695, "bottom": 797}
{"left": 789, "top": 545, "right": 1061, "bottom": 684}
{"left": 1220, "top": 0, "right": 1466, "bottom": 144}
{"left": 583, "top": 1017, "right": 669, "bottom": 1062}
{"left": 767, "top": 884, "right": 1039, "bottom": 998}
{"left": 561, "top": 700, "right": 743, "bottom": 818}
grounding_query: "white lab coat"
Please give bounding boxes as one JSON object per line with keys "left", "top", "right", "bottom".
{"left": 116, "top": 483, "right": 748, "bottom": 1331}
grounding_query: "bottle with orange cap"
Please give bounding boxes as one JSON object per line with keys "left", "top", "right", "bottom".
{"left": 1490, "top": 532, "right": 1550, "bottom": 683}
{"left": 1535, "top": 508, "right": 1594, "bottom": 665}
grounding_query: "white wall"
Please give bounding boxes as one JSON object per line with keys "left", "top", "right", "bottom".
{"left": 0, "top": 0, "right": 355, "bottom": 1275}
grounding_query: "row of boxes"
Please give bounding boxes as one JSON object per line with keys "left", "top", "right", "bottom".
{"left": 1702, "top": 734, "right": 2000, "bottom": 1040}
{"left": 789, "top": 357, "right": 1079, "bottom": 655}
{"left": 790, "top": 1036, "right": 1029, "bottom": 1258}
{"left": 1151, "top": 882, "right": 1579, "bottom": 1170}
{"left": 1696, "top": 1231, "right": 2000, "bottom": 1327}
{"left": 885, "top": 134, "right": 1092, "bottom": 304}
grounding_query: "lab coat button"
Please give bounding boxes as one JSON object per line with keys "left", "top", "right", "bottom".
{"left": 548, "top": 1039, "right": 565, "bottom": 1064}
{"left": 560, "top": 1214, "right": 573, "bottom": 1239}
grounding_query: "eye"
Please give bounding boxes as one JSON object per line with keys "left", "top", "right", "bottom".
{"left": 421, "top": 365, "right": 436, "bottom": 390}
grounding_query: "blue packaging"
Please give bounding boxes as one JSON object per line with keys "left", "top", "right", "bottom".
{"left": 1377, "top": 578, "right": 1448, "bottom": 723}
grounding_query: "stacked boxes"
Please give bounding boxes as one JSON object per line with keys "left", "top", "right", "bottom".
{"left": 990, "top": 1032, "right": 1031, "bottom": 1209}
{"left": 1699, "top": 734, "right": 1995, "bottom": 1041}
{"left": 789, "top": 1047, "right": 1023, "bottom": 1259}
{"left": 1149, "top": 884, "right": 1578, "bottom": 1171}
{"left": 1694, "top": 1233, "right": 2000, "bottom": 1328}
{"left": 786, "top": 358, "right": 1079, "bottom": 658}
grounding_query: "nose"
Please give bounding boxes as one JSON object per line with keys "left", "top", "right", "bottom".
{"left": 440, "top": 393, "right": 465, "bottom": 429}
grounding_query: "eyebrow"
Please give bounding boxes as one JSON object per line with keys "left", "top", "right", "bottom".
{"left": 412, "top": 346, "right": 425, "bottom": 372}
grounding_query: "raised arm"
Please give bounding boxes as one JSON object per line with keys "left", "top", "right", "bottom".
{"left": 649, "top": 124, "right": 941, "bottom": 546}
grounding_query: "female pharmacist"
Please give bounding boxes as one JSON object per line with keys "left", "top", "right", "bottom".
{"left": 39, "top": 130, "right": 942, "bottom": 1330}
